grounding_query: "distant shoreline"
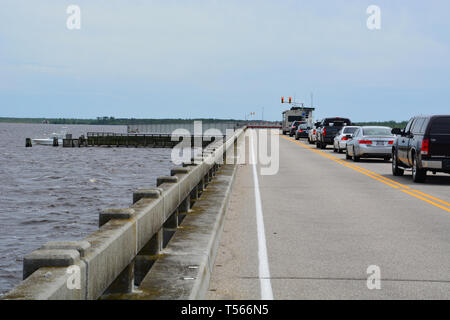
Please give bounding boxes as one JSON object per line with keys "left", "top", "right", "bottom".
{"left": 0, "top": 117, "right": 407, "bottom": 128}
{"left": 0, "top": 117, "right": 245, "bottom": 125}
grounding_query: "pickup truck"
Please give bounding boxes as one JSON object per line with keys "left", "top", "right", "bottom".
{"left": 316, "top": 117, "right": 352, "bottom": 149}
{"left": 391, "top": 115, "right": 450, "bottom": 182}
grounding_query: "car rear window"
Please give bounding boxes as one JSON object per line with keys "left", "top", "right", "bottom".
{"left": 324, "top": 118, "right": 351, "bottom": 126}
{"left": 298, "top": 124, "right": 308, "bottom": 129}
{"left": 343, "top": 127, "right": 358, "bottom": 134}
{"left": 430, "top": 117, "right": 450, "bottom": 134}
{"left": 362, "top": 127, "right": 392, "bottom": 136}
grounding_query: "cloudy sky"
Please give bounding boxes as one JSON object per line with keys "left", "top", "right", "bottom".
{"left": 0, "top": 0, "right": 449, "bottom": 121}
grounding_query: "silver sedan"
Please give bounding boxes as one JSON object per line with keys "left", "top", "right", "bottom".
{"left": 345, "top": 126, "right": 395, "bottom": 162}
{"left": 333, "top": 126, "right": 360, "bottom": 153}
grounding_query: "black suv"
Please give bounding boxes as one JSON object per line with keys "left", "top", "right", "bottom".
{"left": 289, "top": 121, "right": 305, "bottom": 137}
{"left": 391, "top": 115, "right": 450, "bottom": 182}
{"left": 316, "top": 117, "right": 352, "bottom": 149}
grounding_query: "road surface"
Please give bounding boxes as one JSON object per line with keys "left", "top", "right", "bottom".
{"left": 207, "top": 130, "right": 450, "bottom": 299}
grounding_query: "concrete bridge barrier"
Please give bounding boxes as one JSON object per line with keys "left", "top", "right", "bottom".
{"left": 1, "top": 128, "right": 244, "bottom": 300}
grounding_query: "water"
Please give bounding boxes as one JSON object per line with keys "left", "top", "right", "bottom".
{"left": 0, "top": 123, "right": 173, "bottom": 295}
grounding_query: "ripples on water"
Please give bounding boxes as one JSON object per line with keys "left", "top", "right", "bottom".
{"left": 0, "top": 123, "right": 173, "bottom": 295}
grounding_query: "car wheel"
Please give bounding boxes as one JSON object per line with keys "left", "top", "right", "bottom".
{"left": 412, "top": 154, "right": 426, "bottom": 183}
{"left": 320, "top": 143, "right": 326, "bottom": 149}
{"left": 392, "top": 151, "right": 404, "bottom": 176}
{"left": 352, "top": 148, "right": 360, "bottom": 162}
{"left": 333, "top": 144, "right": 337, "bottom": 152}
{"left": 316, "top": 142, "right": 321, "bottom": 149}
{"left": 295, "top": 135, "right": 299, "bottom": 140}
{"left": 346, "top": 148, "right": 351, "bottom": 160}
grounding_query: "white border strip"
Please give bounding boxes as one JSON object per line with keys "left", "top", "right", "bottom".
{"left": 249, "top": 131, "right": 274, "bottom": 300}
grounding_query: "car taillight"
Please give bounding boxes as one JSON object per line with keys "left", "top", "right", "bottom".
{"left": 299, "top": 129, "right": 303, "bottom": 132}
{"left": 313, "top": 130, "right": 316, "bottom": 134}
{"left": 388, "top": 140, "right": 394, "bottom": 145}
{"left": 341, "top": 137, "right": 348, "bottom": 141}
{"left": 323, "top": 128, "right": 326, "bottom": 136}
{"left": 421, "top": 139, "right": 429, "bottom": 155}
{"left": 359, "top": 140, "right": 372, "bottom": 144}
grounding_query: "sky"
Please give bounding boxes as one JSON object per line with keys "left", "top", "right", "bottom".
{"left": 0, "top": 0, "right": 449, "bottom": 122}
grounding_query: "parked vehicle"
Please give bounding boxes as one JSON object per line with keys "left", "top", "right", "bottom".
{"left": 316, "top": 117, "right": 352, "bottom": 149}
{"left": 345, "top": 126, "right": 394, "bottom": 162}
{"left": 295, "top": 123, "right": 310, "bottom": 140}
{"left": 333, "top": 126, "right": 360, "bottom": 153}
{"left": 308, "top": 122, "right": 321, "bottom": 144}
{"left": 391, "top": 115, "right": 450, "bottom": 182}
{"left": 289, "top": 121, "right": 304, "bottom": 137}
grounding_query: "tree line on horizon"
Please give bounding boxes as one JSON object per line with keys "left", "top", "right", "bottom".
{"left": 353, "top": 120, "right": 408, "bottom": 128}
{"left": 0, "top": 117, "right": 408, "bottom": 128}
{"left": 0, "top": 117, "right": 246, "bottom": 125}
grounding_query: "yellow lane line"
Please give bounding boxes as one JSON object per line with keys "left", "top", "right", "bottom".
{"left": 281, "top": 135, "right": 450, "bottom": 212}
{"left": 401, "top": 190, "right": 450, "bottom": 212}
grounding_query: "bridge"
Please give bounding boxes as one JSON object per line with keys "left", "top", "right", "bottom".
{"left": 208, "top": 131, "right": 450, "bottom": 299}
{"left": 2, "top": 128, "right": 450, "bottom": 299}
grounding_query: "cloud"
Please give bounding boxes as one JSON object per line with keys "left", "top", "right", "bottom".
{"left": 0, "top": 0, "right": 449, "bottom": 120}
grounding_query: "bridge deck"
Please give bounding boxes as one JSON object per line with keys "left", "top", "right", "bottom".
{"left": 207, "top": 130, "right": 450, "bottom": 299}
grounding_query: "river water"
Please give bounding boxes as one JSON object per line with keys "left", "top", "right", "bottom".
{"left": 0, "top": 123, "right": 173, "bottom": 295}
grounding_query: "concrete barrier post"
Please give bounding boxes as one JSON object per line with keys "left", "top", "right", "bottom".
{"left": 163, "top": 212, "right": 178, "bottom": 248}
{"left": 23, "top": 249, "right": 80, "bottom": 280}
{"left": 170, "top": 167, "right": 189, "bottom": 176}
{"left": 99, "top": 208, "right": 135, "bottom": 227}
{"left": 40, "top": 241, "right": 91, "bottom": 258}
{"left": 157, "top": 176, "right": 178, "bottom": 187}
{"left": 178, "top": 193, "right": 191, "bottom": 224}
{"left": 98, "top": 208, "right": 137, "bottom": 295}
{"left": 189, "top": 185, "right": 198, "bottom": 207}
{"left": 104, "top": 263, "right": 134, "bottom": 295}
{"left": 134, "top": 231, "right": 163, "bottom": 286}
{"left": 132, "top": 188, "right": 162, "bottom": 204}
{"left": 179, "top": 194, "right": 190, "bottom": 213}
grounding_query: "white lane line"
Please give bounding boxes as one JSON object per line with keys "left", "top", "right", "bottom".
{"left": 249, "top": 130, "right": 274, "bottom": 300}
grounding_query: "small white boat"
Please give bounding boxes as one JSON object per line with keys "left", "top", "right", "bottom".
{"left": 32, "top": 128, "right": 67, "bottom": 146}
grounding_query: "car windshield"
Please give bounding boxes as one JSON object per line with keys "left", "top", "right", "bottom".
{"left": 430, "top": 117, "right": 450, "bottom": 134}
{"left": 343, "top": 127, "right": 358, "bottom": 134}
{"left": 288, "top": 116, "right": 302, "bottom": 122}
{"left": 362, "top": 127, "right": 392, "bottom": 136}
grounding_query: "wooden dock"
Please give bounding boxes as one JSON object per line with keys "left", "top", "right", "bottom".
{"left": 80, "top": 132, "right": 223, "bottom": 148}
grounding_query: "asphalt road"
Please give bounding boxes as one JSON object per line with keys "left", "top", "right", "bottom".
{"left": 207, "top": 130, "right": 450, "bottom": 299}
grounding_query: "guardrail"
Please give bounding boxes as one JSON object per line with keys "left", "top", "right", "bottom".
{"left": 246, "top": 121, "right": 282, "bottom": 129}
{"left": 1, "top": 128, "right": 244, "bottom": 300}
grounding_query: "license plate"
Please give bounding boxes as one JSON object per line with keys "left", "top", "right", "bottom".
{"left": 376, "top": 141, "right": 384, "bottom": 146}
